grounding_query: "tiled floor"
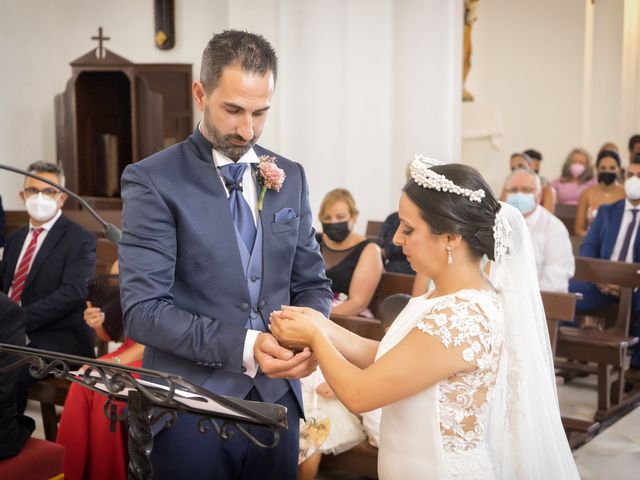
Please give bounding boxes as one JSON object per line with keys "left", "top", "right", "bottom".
{"left": 557, "top": 375, "right": 640, "bottom": 479}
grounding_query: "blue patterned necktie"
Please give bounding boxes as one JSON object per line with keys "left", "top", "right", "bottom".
{"left": 220, "top": 163, "right": 256, "bottom": 252}
{"left": 617, "top": 209, "right": 639, "bottom": 262}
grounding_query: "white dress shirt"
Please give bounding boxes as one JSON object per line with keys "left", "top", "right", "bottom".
{"left": 207, "top": 128, "right": 262, "bottom": 378}
{"left": 8, "top": 209, "right": 62, "bottom": 302}
{"left": 524, "top": 205, "right": 575, "bottom": 292}
{"left": 610, "top": 199, "right": 640, "bottom": 263}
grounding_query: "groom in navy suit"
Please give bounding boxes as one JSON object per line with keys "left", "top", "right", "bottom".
{"left": 119, "top": 30, "right": 332, "bottom": 479}
{"left": 570, "top": 159, "right": 640, "bottom": 371}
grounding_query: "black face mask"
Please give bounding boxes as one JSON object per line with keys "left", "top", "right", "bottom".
{"left": 598, "top": 171, "right": 617, "bottom": 186}
{"left": 322, "top": 221, "right": 351, "bottom": 243}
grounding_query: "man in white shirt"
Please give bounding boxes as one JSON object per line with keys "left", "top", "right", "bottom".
{"left": 504, "top": 169, "right": 575, "bottom": 292}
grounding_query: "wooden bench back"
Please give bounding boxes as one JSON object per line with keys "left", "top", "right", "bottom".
{"left": 365, "top": 220, "right": 383, "bottom": 241}
{"left": 540, "top": 291, "right": 579, "bottom": 354}
{"left": 554, "top": 204, "right": 578, "bottom": 235}
{"left": 330, "top": 313, "right": 385, "bottom": 341}
{"left": 369, "top": 272, "right": 414, "bottom": 319}
{"left": 573, "top": 256, "right": 640, "bottom": 334}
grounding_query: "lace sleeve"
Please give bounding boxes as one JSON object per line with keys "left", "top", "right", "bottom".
{"left": 415, "top": 294, "right": 493, "bottom": 366}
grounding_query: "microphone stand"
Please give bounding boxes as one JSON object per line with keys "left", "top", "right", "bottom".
{"left": 0, "top": 164, "right": 122, "bottom": 243}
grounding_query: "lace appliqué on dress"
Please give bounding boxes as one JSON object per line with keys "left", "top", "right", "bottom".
{"left": 415, "top": 291, "right": 503, "bottom": 453}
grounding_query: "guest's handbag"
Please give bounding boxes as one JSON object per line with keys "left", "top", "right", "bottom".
{"left": 87, "top": 274, "right": 123, "bottom": 342}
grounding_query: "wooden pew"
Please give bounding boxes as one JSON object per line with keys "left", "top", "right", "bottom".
{"left": 555, "top": 257, "right": 640, "bottom": 421}
{"left": 330, "top": 313, "right": 385, "bottom": 341}
{"left": 365, "top": 220, "right": 383, "bottom": 243}
{"left": 27, "top": 377, "right": 70, "bottom": 441}
{"left": 368, "top": 272, "right": 414, "bottom": 320}
{"left": 554, "top": 204, "right": 578, "bottom": 236}
{"left": 321, "top": 313, "right": 382, "bottom": 478}
{"left": 541, "top": 291, "right": 600, "bottom": 448}
{"left": 541, "top": 291, "right": 580, "bottom": 354}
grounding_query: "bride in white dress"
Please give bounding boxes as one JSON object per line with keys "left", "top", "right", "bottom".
{"left": 271, "top": 157, "right": 580, "bottom": 479}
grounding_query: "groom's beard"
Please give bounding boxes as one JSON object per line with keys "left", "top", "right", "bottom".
{"left": 201, "top": 111, "right": 258, "bottom": 161}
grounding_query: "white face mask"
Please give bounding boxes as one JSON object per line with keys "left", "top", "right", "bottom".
{"left": 625, "top": 176, "right": 640, "bottom": 201}
{"left": 26, "top": 193, "right": 59, "bottom": 223}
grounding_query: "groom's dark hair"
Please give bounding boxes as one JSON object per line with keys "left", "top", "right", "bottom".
{"left": 404, "top": 164, "right": 501, "bottom": 261}
{"left": 200, "top": 30, "right": 278, "bottom": 93}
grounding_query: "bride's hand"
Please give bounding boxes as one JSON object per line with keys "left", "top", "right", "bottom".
{"left": 269, "top": 306, "right": 326, "bottom": 349}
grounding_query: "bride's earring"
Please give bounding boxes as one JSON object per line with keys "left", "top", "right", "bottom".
{"left": 446, "top": 245, "right": 453, "bottom": 265}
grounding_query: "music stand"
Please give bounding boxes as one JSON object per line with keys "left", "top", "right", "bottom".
{"left": 0, "top": 344, "right": 288, "bottom": 480}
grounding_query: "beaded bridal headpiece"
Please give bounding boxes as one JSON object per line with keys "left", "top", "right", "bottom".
{"left": 410, "top": 155, "right": 486, "bottom": 203}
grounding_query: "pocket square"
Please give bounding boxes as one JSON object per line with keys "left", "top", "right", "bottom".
{"left": 274, "top": 208, "right": 297, "bottom": 223}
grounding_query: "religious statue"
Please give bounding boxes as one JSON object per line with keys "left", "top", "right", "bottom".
{"left": 463, "top": 0, "right": 479, "bottom": 102}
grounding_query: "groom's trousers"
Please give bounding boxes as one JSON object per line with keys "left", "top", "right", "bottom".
{"left": 150, "top": 387, "right": 300, "bottom": 479}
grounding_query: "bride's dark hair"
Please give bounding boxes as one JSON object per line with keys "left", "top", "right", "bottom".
{"left": 403, "top": 164, "right": 501, "bottom": 261}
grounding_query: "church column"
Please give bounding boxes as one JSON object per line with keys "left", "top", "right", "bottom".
{"left": 390, "top": 0, "right": 463, "bottom": 199}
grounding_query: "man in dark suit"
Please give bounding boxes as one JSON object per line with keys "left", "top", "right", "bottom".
{"left": 570, "top": 158, "right": 640, "bottom": 370}
{"left": 119, "top": 31, "right": 332, "bottom": 479}
{"left": 0, "top": 292, "right": 33, "bottom": 459}
{"left": 0, "top": 161, "right": 96, "bottom": 413}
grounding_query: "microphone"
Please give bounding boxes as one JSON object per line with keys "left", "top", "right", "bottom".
{"left": 0, "top": 164, "right": 122, "bottom": 243}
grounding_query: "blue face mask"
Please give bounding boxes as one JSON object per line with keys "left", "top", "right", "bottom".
{"left": 506, "top": 192, "right": 536, "bottom": 214}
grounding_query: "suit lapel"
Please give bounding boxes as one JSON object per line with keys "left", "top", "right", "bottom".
{"left": 606, "top": 202, "right": 625, "bottom": 259}
{"left": 187, "top": 127, "right": 252, "bottom": 296}
{"left": 25, "top": 215, "right": 67, "bottom": 287}
{"left": 2, "top": 227, "right": 28, "bottom": 292}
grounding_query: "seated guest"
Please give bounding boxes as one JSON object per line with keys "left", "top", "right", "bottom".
{"left": 575, "top": 150, "right": 625, "bottom": 237}
{"left": 56, "top": 261, "right": 144, "bottom": 480}
{"left": 509, "top": 151, "right": 531, "bottom": 171}
{"left": 378, "top": 211, "right": 414, "bottom": 274}
{"left": 0, "top": 161, "right": 96, "bottom": 414}
{"left": 551, "top": 147, "right": 596, "bottom": 205}
{"left": 505, "top": 169, "right": 575, "bottom": 292}
{"left": 501, "top": 152, "right": 555, "bottom": 212}
{"left": 629, "top": 134, "right": 640, "bottom": 164}
{"left": 570, "top": 158, "right": 640, "bottom": 372}
{"left": 298, "top": 369, "right": 381, "bottom": 480}
{"left": 599, "top": 141, "right": 619, "bottom": 154}
{"left": 523, "top": 148, "right": 544, "bottom": 177}
{"left": 317, "top": 189, "right": 383, "bottom": 316}
{"left": 378, "top": 164, "right": 414, "bottom": 274}
{"left": 0, "top": 292, "right": 33, "bottom": 459}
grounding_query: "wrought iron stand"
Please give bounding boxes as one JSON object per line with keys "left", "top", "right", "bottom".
{"left": 0, "top": 344, "right": 288, "bottom": 480}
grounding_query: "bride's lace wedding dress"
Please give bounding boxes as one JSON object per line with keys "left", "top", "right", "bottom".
{"left": 376, "top": 289, "right": 503, "bottom": 480}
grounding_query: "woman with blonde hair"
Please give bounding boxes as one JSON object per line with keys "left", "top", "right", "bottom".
{"left": 551, "top": 147, "right": 596, "bottom": 205}
{"left": 317, "top": 188, "right": 383, "bottom": 316}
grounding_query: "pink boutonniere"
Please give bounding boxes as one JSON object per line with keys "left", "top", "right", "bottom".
{"left": 257, "top": 155, "right": 286, "bottom": 211}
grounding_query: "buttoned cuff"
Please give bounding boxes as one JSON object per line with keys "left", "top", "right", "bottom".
{"left": 242, "top": 329, "right": 260, "bottom": 378}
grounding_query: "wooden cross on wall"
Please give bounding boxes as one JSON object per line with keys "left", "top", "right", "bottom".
{"left": 91, "top": 27, "right": 110, "bottom": 59}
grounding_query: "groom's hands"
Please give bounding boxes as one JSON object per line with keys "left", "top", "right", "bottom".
{"left": 254, "top": 332, "right": 318, "bottom": 379}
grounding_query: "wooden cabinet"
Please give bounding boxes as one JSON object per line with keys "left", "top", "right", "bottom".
{"left": 55, "top": 48, "right": 192, "bottom": 209}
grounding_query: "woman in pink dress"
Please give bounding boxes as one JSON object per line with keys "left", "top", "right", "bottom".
{"left": 551, "top": 147, "right": 596, "bottom": 205}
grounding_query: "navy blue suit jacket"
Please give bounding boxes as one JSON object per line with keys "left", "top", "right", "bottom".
{"left": 119, "top": 128, "right": 333, "bottom": 412}
{"left": 0, "top": 215, "right": 96, "bottom": 357}
{"left": 580, "top": 199, "right": 640, "bottom": 262}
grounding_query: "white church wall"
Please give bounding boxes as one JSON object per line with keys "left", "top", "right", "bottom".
{"left": 463, "top": 0, "right": 588, "bottom": 196}
{"left": 0, "top": 0, "right": 227, "bottom": 210}
{"left": 9, "top": 0, "right": 637, "bottom": 228}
